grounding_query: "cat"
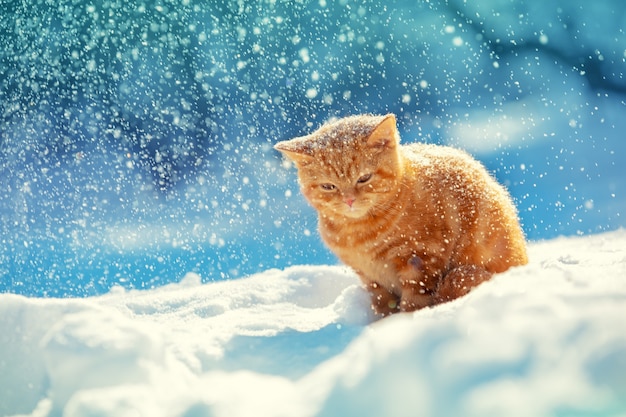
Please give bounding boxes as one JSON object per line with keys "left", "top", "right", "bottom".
{"left": 274, "top": 114, "right": 528, "bottom": 317}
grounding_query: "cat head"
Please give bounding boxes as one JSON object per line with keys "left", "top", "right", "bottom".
{"left": 274, "top": 114, "right": 402, "bottom": 219}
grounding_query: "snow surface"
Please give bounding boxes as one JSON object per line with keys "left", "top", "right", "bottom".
{"left": 2, "top": 230, "right": 626, "bottom": 417}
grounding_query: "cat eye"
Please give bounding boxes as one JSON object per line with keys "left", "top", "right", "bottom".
{"left": 357, "top": 173, "right": 373, "bottom": 184}
{"left": 320, "top": 183, "right": 337, "bottom": 191}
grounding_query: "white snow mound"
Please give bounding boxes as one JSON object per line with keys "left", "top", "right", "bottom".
{"left": 1, "top": 230, "right": 625, "bottom": 417}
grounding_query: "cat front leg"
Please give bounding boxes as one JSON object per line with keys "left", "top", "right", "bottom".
{"left": 367, "top": 282, "right": 400, "bottom": 317}
{"left": 398, "top": 282, "right": 434, "bottom": 311}
{"left": 434, "top": 265, "right": 493, "bottom": 304}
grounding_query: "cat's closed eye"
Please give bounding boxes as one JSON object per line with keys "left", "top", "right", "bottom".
{"left": 357, "top": 173, "right": 373, "bottom": 184}
{"left": 320, "top": 183, "right": 336, "bottom": 191}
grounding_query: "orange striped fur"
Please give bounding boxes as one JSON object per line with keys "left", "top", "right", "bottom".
{"left": 275, "top": 114, "right": 528, "bottom": 317}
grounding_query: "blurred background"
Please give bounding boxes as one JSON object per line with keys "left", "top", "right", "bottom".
{"left": 1, "top": 0, "right": 624, "bottom": 296}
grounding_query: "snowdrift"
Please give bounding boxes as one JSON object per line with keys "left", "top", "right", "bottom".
{"left": 2, "top": 230, "right": 625, "bottom": 417}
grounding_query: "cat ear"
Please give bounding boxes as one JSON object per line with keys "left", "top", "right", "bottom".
{"left": 274, "top": 137, "right": 315, "bottom": 166}
{"left": 366, "top": 114, "right": 398, "bottom": 150}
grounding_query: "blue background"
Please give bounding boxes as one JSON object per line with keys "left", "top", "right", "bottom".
{"left": 1, "top": 0, "right": 624, "bottom": 296}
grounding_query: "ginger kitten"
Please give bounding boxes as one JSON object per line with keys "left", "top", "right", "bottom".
{"left": 275, "top": 114, "right": 528, "bottom": 317}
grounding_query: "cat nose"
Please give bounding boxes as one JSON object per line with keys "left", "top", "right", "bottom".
{"left": 344, "top": 197, "right": 355, "bottom": 207}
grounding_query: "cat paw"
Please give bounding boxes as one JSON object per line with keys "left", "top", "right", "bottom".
{"left": 398, "top": 275, "right": 435, "bottom": 312}
{"left": 368, "top": 282, "right": 401, "bottom": 317}
{"left": 399, "top": 295, "right": 432, "bottom": 312}
{"left": 371, "top": 301, "right": 400, "bottom": 318}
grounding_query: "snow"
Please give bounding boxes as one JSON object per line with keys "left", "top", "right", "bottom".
{"left": 2, "top": 2, "right": 625, "bottom": 415}
{"left": 2, "top": 230, "right": 625, "bottom": 417}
